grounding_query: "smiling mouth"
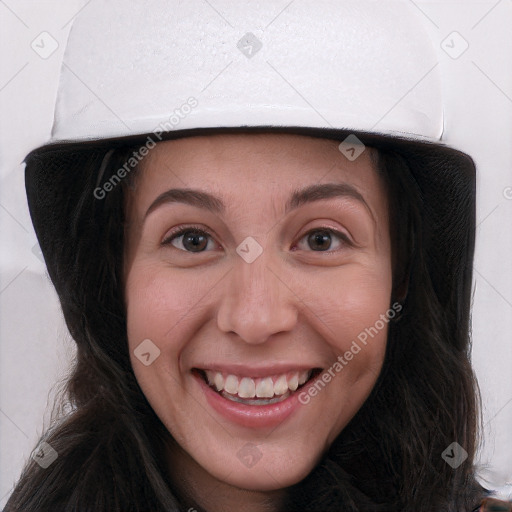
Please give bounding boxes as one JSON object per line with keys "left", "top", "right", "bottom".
{"left": 193, "top": 368, "right": 322, "bottom": 406}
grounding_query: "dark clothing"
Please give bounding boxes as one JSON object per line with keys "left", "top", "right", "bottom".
{"left": 475, "top": 497, "right": 512, "bottom": 511}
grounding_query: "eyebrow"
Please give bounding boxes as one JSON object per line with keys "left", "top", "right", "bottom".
{"left": 144, "top": 183, "right": 374, "bottom": 222}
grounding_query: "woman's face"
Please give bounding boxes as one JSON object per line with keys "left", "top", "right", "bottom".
{"left": 124, "top": 133, "right": 392, "bottom": 493}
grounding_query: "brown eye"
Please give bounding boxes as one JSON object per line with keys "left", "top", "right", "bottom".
{"left": 297, "top": 228, "right": 351, "bottom": 252}
{"left": 163, "top": 227, "right": 215, "bottom": 253}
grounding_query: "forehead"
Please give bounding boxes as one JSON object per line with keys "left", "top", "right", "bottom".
{"left": 127, "top": 133, "right": 387, "bottom": 221}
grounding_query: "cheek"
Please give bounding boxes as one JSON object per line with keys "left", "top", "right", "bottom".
{"left": 294, "top": 262, "right": 392, "bottom": 427}
{"left": 124, "top": 262, "right": 215, "bottom": 432}
{"left": 124, "top": 264, "right": 195, "bottom": 399}
{"left": 125, "top": 262, "right": 214, "bottom": 350}
{"left": 305, "top": 261, "right": 393, "bottom": 345}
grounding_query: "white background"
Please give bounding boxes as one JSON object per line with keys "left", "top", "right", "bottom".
{"left": 1, "top": 0, "right": 511, "bottom": 507}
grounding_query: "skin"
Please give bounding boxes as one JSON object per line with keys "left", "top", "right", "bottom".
{"left": 123, "top": 133, "right": 393, "bottom": 512}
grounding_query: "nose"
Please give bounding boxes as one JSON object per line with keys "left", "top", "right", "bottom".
{"left": 216, "top": 250, "right": 299, "bottom": 345}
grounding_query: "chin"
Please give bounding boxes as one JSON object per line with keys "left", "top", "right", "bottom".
{"left": 225, "top": 463, "right": 316, "bottom": 492}
{"left": 205, "top": 442, "right": 324, "bottom": 492}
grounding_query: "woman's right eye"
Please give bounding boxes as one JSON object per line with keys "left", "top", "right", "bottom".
{"left": 162, "top": 227, "right": 218, "bottom": 253}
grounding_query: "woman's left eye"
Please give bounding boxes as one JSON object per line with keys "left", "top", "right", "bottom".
{"left": 295, "top": 228, "right": 351, "bottom": 252}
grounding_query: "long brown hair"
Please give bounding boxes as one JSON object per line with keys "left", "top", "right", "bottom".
{"left": 4, "top": 128, "right": 487, "bottom": 511}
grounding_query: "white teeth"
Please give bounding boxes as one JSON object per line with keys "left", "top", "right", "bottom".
{"left": 224, "top": 374, "right": 239, "bottom": 394}
{"left": 201, "top": 369, "right": 314, "bottom": 399}
{"left": 205, "top": 371, "right": 214, "bottom": 386}
{"left": 213, "top": 373, "right": 224, "bottom": 392}
{"left": 255, "top": 377, "right": 274, "bottom": 398}
{"left": 287, "top": 372, "right": 299, "bottom": 391}
{"left": 238, "top": 377, "right": 256, "bottom": 398}
{"left": 274, "top": 375, "right": 288, "bottom": 396}
{"left": 298, "top": 370, "right": 309, "bottom": 386}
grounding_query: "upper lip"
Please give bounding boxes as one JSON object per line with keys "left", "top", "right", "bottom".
{"left": 192, "top": 363, "right": 322, "bottom": 378}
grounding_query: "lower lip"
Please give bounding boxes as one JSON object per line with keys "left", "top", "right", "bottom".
{"left": 194, "top": 373, "right": 302, "bottom": 429}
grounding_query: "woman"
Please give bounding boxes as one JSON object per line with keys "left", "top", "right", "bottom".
{"left": 4, "top": 1, "right": 511, "bottom": 511}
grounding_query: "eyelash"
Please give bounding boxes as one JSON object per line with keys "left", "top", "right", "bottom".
{"left": 162, "top": 225, "right": 216, "bottom": 249}
{"left": 161, "top": 224, "right": 352, "bottom": 252}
